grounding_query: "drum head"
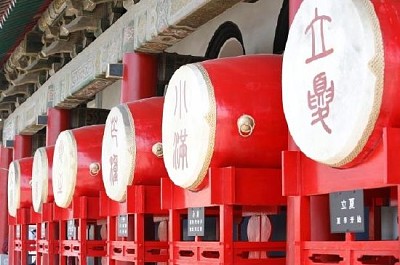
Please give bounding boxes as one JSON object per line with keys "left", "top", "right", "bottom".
{"left": 162, "top": 64, "right": 216, "bottom": 189}
{"left": 32, "top": 147, "right": 49, "bottom": 213}
{"left": 102, "top": 104, "right": 136, "bottom": 202}
{"left": 8, "top": 161, "right": 20, "bottom": 217}
{"left": 282, "top": 0, "right": 384, "bottom": 167}
{"left": 52, "top": 130, "right": 78, "bottom": 208}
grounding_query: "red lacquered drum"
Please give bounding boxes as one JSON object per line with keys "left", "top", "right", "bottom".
{"left": 8, "top": 157, "right": 33, "bottom": 217}
{"left": 31, "top": 146, "right": 54, "bottom": 213}
{"left": 283, "top": 0, "right": 400, "bottom": 167}
{"left": 52, "top": 125, "right": 105, "bottom": 208}
{"left": 162, "top": 55, "right": 288, "bottom": 190}
{"left": 102, "top": 97, "right": 167, "bottom": 202}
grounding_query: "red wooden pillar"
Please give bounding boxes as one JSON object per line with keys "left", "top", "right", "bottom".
{"left": 107, "top": 216, "right": 116, "bottom": 265}
{"left": 46, "top": 108, "right": 70, "bottom": 146}
{"left": 13, "top": 135, "right": 32, "bottom": 160}
{"left": 287, "top": 196, "right": 310, "bottom": 265}
{"left": 169, "top": 209, "right": 180, "bottom": 263}
{"left": 135, "top": 213, "right": 145, "bottom": 264}
{"left": 310, "top": 195, "right": 333, "bottom": 241}
{"left": 221, "top": 205, "right": 234, "bottom": 264}
{"left": 8, "top": 228, "right": 14, "bottom": 265}
{"left": 120, "top": 52, "right": 158, "bottom": 103}
{"left": 78, "top": 219, "right": 87, "bottom": 265}
{"left": 60, "top": 220, "right": 67, "bottom": 265}
{"left": 0, "top": 148, "right": 12, "bottom": 254}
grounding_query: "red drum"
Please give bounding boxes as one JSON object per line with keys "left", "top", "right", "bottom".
{"left": 102, "top": 97, "right": 167, "bottom": 202}
{"left": 8, "top": 157, "right": 33, "bottom": 217}
{"left": 31, "top": 146, "right": 54, "bottom": 213}
{"left": 52, "top": 125, "right": 105, "bottom": 208}
{"left": 282, "top": 0, "right": 400, "bottom": 168}
{"left": 162, "top": 55, "right": 288, "bottom": 190}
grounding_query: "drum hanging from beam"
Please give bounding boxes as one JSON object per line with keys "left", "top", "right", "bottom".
{"left": 102, "top": 97, "right": 167, "bottom": 202}
{"left": 8, "top": 157, "right": 34, "bottom": 217}
{"left": 282, "top": 0, "right": 399, "bottom": 168}
{"left": 52, "top": 125, "right": 105, "bottom": 208}
{"left": 162, "top": 55, "right": 288, "bottom": 190}
{"left": 31, "top": 146, "right": 54, "bottom": 213}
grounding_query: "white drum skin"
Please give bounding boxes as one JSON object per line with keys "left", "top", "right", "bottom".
{"left": 8, "top": 158, "right": 33, "bottom": 217}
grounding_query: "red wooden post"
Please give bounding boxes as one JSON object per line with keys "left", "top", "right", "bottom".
{"left": 13, "top": 135, "right": 32, "bottom": 160}
{"left": 0, "top": 148, "right": 12, "bottom": 253}
{"left": 287, "top": 196, "right": 310, "bottom": 265}
{"left": 46, "top": 108, "right": 70, "bottom": 146}
{"left": 107, "top": 216, "right": 116, "bottom": 265}
{"left": 135, "top": 213, "right": 145, "bottom": 264}
{"left": 220, "top": 205, "right": 234, "bottom": 264}
{"left": 120, "top": 52, "right": 158, "bottom": 104}
{"left": 78, "top": 218, "right": 87, "bottom": 265}
{"left": 60, "top": 220, "right": 66, "bottom": 265}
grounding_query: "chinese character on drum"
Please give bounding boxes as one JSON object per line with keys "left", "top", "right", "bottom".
{"left": 110, "top": 116, "right": 118, "bottom": 147}
{"left": 109, "top": 115, "right": 119, "bottom": 185}
{"left": 109, "top": 154, "right": 118, "bottom": 185}
{"left": 307, "top": 72, "right": 334, "bottom": 134}
{"left": 174, "top": 80, "right": 188, "bottom": 118}
{"left": 57, "top": 145, "right": 64, "bottom": 194}
{"left": 305, "top": 8, "right": 334, "bottom": 64}
{"left": 173, "top": 80, "right": 189, "bottom": 170}
{"left": 173, "top": 129, "right": 188, "bottom": 170}
{"left": 305, "top": 7, "right": 335, "bottom": 133}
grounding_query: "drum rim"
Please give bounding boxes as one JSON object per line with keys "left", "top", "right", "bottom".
{"left": 53, "top": 130, "right": 78, "bottom": 208}
{"left": 8, "top": 161, "right": 20, "bottom": 217}
{"left": 102, "top": 104, "right": 136, "bottom": 202}
{"left": 32, "top": 147, "right": 49, "bottom": 213}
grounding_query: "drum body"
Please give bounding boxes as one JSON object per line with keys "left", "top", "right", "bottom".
{"left": 282, "top": 0, "right": 400, "bottom": 167}
{"left": 162, "top": 55, "right": 288, "bottom": 190}
{"left": 32, "top": 146, "right": 54, "bottom": 213}
{"left": 52, "top": 125, "right": 105, "bottom": 208}
{"left": 102, "top": 97, "right": 167, "bottom": 202}
{"left": 8, "top": 157, "right": 33, "bottom": 217}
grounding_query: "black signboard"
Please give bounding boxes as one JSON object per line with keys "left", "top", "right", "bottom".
{"left": 329, "top": 190, "right": 364, "bottom": 233}
{"left": 188, "top": 207, "right": 205, "bottom": 236}
{"left": 67, "top": 220, "right": 75, "bottom": 238}
{"left": 118, "top": 215, "right": 129, "bottom": 237}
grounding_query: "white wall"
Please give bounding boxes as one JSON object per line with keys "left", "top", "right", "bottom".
{"left": 88, "top": 80, "right": 121, "bottom": 109}
{"left": 166, "top": 0, "right": 284, "bottom": 56}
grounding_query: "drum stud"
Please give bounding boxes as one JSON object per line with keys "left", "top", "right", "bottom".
{"left": 89, "top": 162, "right": 101, "bottom": 176}
{"left": 237, "top": 114, "right": 255, "bottom": 137}
{"left": 152, "top": 142, "right": 163, "bottom": 158}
